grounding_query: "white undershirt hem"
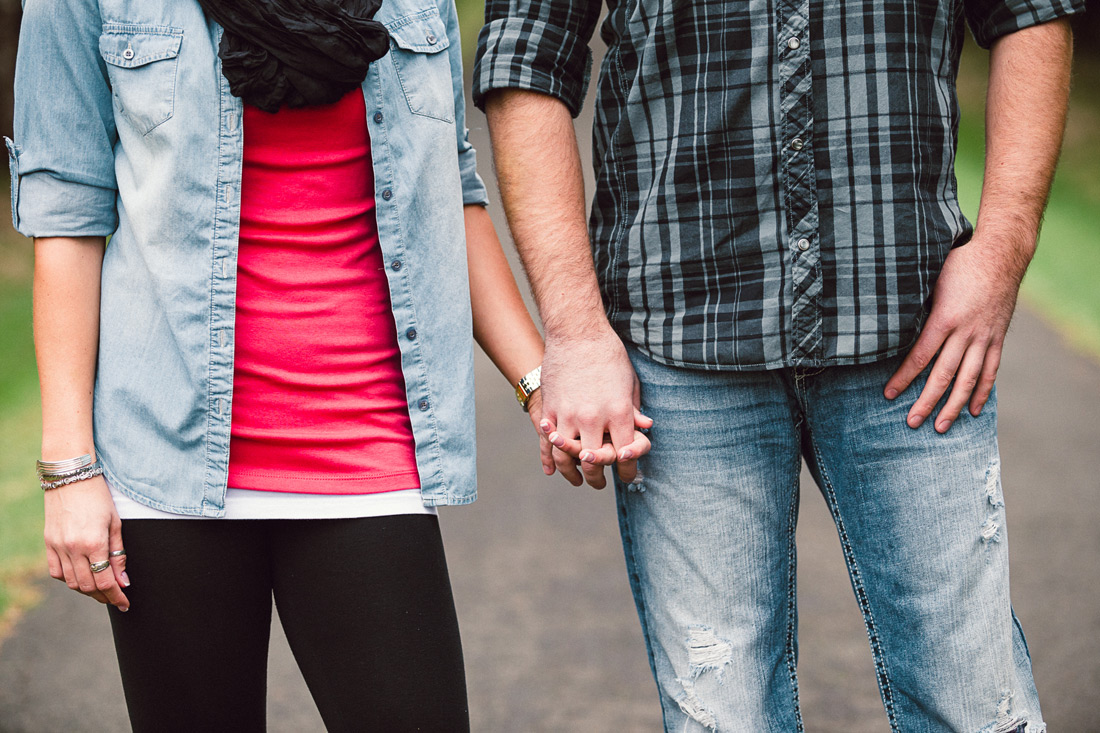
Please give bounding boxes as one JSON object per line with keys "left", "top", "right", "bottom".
{"left": 109, "top": 483, "right": 436, "bottom": 520}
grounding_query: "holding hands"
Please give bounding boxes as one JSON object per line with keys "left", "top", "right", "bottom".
{"left": 528, "top": 328, "right": 653, "bottom": 490}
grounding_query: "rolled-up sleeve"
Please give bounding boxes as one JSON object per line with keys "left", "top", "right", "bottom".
{"left": 8, "top": 0, "right": 118, "bottom": 238}
{"left": 964, "top": 0, "right": 1087, "bottom": 49}
{"left": 472, "top": 1, "right": 602, "bottom": 118}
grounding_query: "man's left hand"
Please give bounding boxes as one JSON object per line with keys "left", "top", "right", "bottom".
{"left": 884, "top": 237, "right": 1030, "bottom": 432}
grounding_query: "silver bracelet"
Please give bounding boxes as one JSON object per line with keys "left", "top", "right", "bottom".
{"left": 36, "top": 455, "right": 104, "bottom": 491}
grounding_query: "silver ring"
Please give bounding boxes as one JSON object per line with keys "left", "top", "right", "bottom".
{"left": 90, "top": 560, "right": 111, "bottom": 573}
{"left": 109, "top": 550, "right": 126, "bottom": 557}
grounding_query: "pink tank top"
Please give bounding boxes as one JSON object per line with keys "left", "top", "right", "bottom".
{"left": 227, "top": 90, "right": 421, "bottom": 495}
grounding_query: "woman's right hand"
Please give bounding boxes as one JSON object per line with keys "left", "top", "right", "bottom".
{"left": 44, "top": 475, "right": 130, "bottom": 611}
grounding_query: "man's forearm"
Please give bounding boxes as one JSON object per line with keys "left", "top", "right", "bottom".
{"left": 484, "top": 89, "right": 610, "bottom": 338}
{"left": 973, "top": 19, "right": 1073, "bottom": 273}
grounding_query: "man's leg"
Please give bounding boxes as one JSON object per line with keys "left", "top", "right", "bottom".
{"left": 801, "top": 356, "right": 1042, "bottom": 732}
{"left": 615, "top": 347, "right": 805, "bottom": 733}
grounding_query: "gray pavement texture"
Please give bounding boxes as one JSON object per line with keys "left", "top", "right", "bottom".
{"left": 3, "top": 108, "right": 1100, "bottom": 733}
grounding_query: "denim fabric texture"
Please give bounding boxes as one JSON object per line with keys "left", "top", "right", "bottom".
{"left": 8, "top": 0, "right": 488, "bottom": 514}
{"left": 616, "top": 348, "right": 1043, "bottom": 733}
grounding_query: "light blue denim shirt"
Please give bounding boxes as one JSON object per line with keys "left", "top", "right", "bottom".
{"left": 7, "top": 0, "right": 488, "bottom": 515}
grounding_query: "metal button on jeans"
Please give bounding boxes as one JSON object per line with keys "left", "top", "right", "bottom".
{"left": 787, "top": 37, "right": 801, "bottom": 50}
{"left": 791, "top": 138, "right": 805, "bottom": 151}
{"left": 797, "top": 238, "right": 810, "bottom": 251}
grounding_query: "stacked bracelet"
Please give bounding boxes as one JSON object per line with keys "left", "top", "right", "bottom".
{"left": 36, "top": 454, "right": 104, "bottom": 491}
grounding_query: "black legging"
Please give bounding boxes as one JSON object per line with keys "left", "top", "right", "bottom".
{"left": 108, "top": 514, "right": 469, "bottom": 733}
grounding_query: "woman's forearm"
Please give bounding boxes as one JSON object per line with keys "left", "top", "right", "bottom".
{"left": 33, "top": 237, "right": 105, "bottom": 461}
{"left": 464, "top": 204, "right": 543, "bottom": 386}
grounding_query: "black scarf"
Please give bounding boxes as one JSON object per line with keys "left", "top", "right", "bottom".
{"left": 196, "top": 0, "right": 391, "bottom": 112}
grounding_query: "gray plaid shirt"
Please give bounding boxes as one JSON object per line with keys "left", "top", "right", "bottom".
{"left": 473, "top": 0, "right": 1084, "bottom": 370}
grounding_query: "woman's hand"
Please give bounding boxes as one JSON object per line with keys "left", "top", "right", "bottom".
{"left": 44, "top": 475, "right": 130, "bottom": 611}
{"left": 525, "top": 388, "right": 556, "bottom": 477}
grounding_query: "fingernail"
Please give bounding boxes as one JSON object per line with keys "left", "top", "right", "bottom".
{"left": 908, "top": 414, "right": 924, "bottom": 428}
{"left": 580, "top": 451, "right": 595, "bottom": 463}
{"left": 937, "top": 420, "right": 952, "bottom": 432}
{"left": 885, "top": 388, "right": 898, "bottom": 399}
{"left": 543, "top": 465, "right": 553, "bottom": 475}
{"left": 619, "top": 449, "right": 633, "bottom": 461}
{"left": 119, "top": 606, "right": 129, "bottom": 613}
{"left": 121, "top": 572, "right": 130, "bottom": 587}
{"left": 549, "top": 432, "right": 564, "bottom": 447}
{"left": 540, "top": 419, "right": 551, "bottom": 433}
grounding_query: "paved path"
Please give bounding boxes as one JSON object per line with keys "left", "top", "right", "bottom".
{"left": 2, "top": 110, "right": 1098, "bottom": 732}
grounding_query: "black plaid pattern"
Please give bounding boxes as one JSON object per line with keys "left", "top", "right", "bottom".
{"left": 474, "top": 0, "right": 1085, "bottom": 370}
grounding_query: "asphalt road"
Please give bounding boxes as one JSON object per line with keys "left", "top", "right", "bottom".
{"left": 1, "top": 108, "right": 1098, "bottom": 733}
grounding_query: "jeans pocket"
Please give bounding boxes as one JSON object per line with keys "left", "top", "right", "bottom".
{"left": 386, "top": 9, "right": 454, "bottom": 123}
{"left": 99, "top": 24, "right": 183, "bottom": 135}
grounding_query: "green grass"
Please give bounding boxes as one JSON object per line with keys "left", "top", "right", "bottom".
{"left": 0, "top": 234, "right": 43, "bottom": 631}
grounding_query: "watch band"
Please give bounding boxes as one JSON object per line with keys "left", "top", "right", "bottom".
{"left": 514, "top": 365, "right": 542, "bottom": 412}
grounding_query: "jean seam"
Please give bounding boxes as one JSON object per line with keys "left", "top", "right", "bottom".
{"left": 784, "top": 470, "right": 805, "bottom": 733}
{"left": 806, "top": 431, "right": 900, "bottom": 732}
{"left": 615, "top": 487, "right": 670, "bottom": 731}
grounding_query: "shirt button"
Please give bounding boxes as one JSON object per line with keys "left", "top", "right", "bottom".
{"left": 418, "top": 399, "right": 430, "bottom": 411}
{"left": 391, "top": 259, "right": 403, "bottom": 271}
{"left": 123, "top": 47, "right": 135, "bottom": 60}
{"left": 787, "top": 37, "right": 801, "bottom": 50}
{"left": 426, "top": 33, "right": 437, "bottom": 45}
{"left": 797, "top": 238, "right": 811, "bottom": 251}
{"left": 382, "top": 189, "right": 393, "bottom": 201}
{"left": 790, "top": 138, "right": 805, "bottom": 151}
{"left": 406, "top": 328, "right": 417, "bottom": 340}
{"left": 373, "top": 112, "right": 383, "bottom": 123}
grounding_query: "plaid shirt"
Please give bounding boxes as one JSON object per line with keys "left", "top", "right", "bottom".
{"left": 474, "top": 0, "right": 1084, "bottom": 370}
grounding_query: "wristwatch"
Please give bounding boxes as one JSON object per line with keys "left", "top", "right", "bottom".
{"left": 514, "top": 365, "right": 542, "bottom": 412}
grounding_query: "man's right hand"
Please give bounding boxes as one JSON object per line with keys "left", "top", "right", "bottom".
{"left": 537, "top": 327, "right": 653, "bottom": 489}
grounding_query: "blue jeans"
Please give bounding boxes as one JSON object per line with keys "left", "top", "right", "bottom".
{"left": 615, "top": 348, "right": 1042, "bottom": 732}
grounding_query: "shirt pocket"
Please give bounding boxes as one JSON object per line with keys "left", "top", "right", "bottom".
{"left": 386, "top": 9, "right": 454, "bottom": 123}
{"left": 99, "top": 24, "right": 183, "bottom": 136}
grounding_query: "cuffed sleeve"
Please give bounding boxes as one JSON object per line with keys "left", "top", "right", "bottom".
{"left": 965, "top": 0, "right": 1087, "bottom": 49}
{"left": 472, "top": 1, "right": 602, "bottom": 118}
{"left": 441, "top": 0, "right": 489, "bottom": 206}
{"left": 11, "top": 0, "right": 119, "bottom": 237}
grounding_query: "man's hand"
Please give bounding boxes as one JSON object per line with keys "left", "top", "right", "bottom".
{"left": 884, "top": 239, "right": 1027, "bottom": 432}
{"left": 537, "top": 328, "right": 652, "bottom": 489}
{"left": 885, "top": 18, "right": 1073, "bottom": 431}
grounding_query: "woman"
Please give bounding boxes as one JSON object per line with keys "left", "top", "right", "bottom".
{"left": 7, "top": 0, "right": 558, "bottom": 729}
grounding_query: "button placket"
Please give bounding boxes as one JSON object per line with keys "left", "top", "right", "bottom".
{"left": 778, "top": 5, "right": 823, "bottom": 360}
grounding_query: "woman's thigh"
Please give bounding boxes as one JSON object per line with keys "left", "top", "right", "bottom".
{"left": 108, "top": 519, "right": 274, "bottom": 733}
{"left": 270, "top": 514, "right": 469, "bottom": 733}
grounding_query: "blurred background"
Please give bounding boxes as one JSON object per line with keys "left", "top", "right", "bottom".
{"left": 1, "top": 3, "right": 1098, "bottom": 731}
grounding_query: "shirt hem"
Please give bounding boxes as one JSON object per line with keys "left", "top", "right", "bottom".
{"left": 226, "top": 468, "right": 422, "bottom": 495}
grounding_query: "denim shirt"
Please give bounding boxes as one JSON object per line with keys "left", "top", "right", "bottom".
{"left": 7, "top": 0, "right": 489, "bottom": 515}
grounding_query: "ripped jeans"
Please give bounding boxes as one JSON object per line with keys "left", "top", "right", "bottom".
{"left": 615, "top": 348, "right": 1042, "bottom": 733}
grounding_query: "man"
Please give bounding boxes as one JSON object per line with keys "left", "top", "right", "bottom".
{"left": 474, "top": 1, "right": 1081, "bottom": 730}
